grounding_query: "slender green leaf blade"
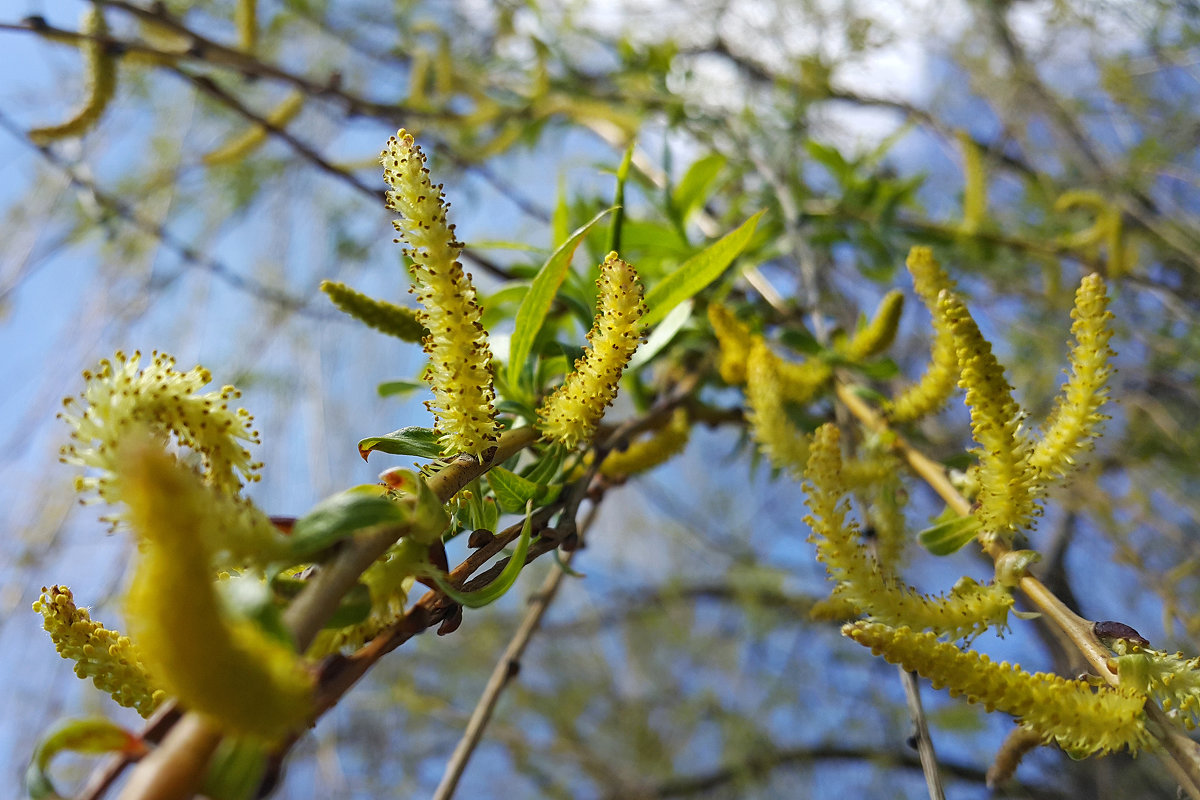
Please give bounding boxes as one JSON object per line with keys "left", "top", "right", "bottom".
{"left": 377, "top": 379, "right": 425, "bottom": 398}
{"left": 358, "top": 426, "right": 441, "bottom": 461}
{"left": 487, "top": 466, "right": 546, "bottom": 513}
{"left": 918, "top": 515, "right": 982, "bottom": 556}
{"left": 289, "top": 485, "right": 410, "bottom": 559}
{"left": 507, "top": 207, "right": 616, "bottom": 389}
{"left": 672, "top": 152, "right": 726, "bottom": 223}
{"left": 27, "top": 719, "right": 141, "bottom": 800}
{"left": 643, "top": 210, "right": 765, "bottom": 327}
{"left": 628, "top": 298, "right": 693, "bottom": 370}
{"left": 433, "top": 502, "right": 533, "bottom": 608}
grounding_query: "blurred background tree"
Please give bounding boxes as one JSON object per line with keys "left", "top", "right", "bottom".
{"left": 1, "top": 0, "right": 1198, "bottom": 797}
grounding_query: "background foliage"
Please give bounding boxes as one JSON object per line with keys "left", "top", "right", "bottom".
{"left": 2, "top": 0, "right": 1199, "bottom": 797}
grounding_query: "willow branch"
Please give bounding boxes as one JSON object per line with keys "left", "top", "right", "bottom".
{"left": 432, "top": 544, "right": 578, "bottom": 800}
{"left": 834, "top": 381, "right": 1200, "bottom": 798}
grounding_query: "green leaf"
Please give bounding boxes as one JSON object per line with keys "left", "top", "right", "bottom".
{"left": 432, "top": 502, "right": 534, "bottom": 608}
{"left": 273, "top": 577, "right": 372, "bottom": 629}
{"left": 608, "top": 143, "right": 635, "bottom": 253}
{"left": 918, "top": 515, "right": 982, "bottom": 556}
{"left": 377, "top": 379, "right": 425, "bottom": 398}
{"left": 628, "top": 298, "right": 693, "bottom": 370}
{"left": 358, "top": 426, "right": 442, "bottom": 461}
{"left": 218, "top": 575, "right": 290, "bottom": 644}
{"left": 643, "top": 210, "right": 766, "bottom": 327}
{"left": 852, "top": 358, "right": 901, "bottom": 380}
{"left": 672, "top": 152, "right": 726, "bottom": 223}
{"left": 523, "top": 444, "right": 565, "bottom": 485}
{"left": 552, "top": 174, "right": 569, "bottom": 247}
{"left": 289, "top": 485, "right": 410, "bottom": 559}
{"left": 202, "top": 738, "right": 268, "bottom": 800}
{"left": 27, "top": 719, "right": 142, "bottom": 800}
{"left": 507, "top": 207, "right": 616, "bottom": 390}
{"left": 487, "top": 466, "right": 551, "bottom": 513}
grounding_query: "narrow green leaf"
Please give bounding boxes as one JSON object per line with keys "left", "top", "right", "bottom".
{"left": 433, "top": 502, "right": 533, "bottom": 608}
{"left": 487, "top": 466, "right": 548, "bottom": 513}
{"left": 643, "top": 210, "right": 766, "bottom": 327}
{"left": 918, "top": 515, "right": 982, "bottom": 556}
{"left": 628, "top": 298, "right": 693, "bottom": 370}
{"left": 288, "top": 485, "right": 410, "bottom": 559}
{"left": 202, "top": 738, "right": 268, "bottom": 800}
{"left": 672, "top": 152, "right": 726, "bottom": 223}
{"left": 552, "top": 174, "right": 569, "bottom": 247}
{"left": 608, "top": 142, "right": 635, "bottom": 254}
{"left": 522, "top": 443, "right": 565, "bottom": 485}
{"left": 358, "top": 426, "right": 441, "bottom": 461}
{"left": 377, "top": 379, "right": 425, "bottom": 398}
{"left": 273, "top": 578, "right": 372, "bottom": 629}
{"left": 507, "top": 207, "right": 616, "bottom": 389}
{"left": 27, "top": 719, "right": 141, "bottom": 800}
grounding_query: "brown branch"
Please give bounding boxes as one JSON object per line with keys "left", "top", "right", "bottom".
{"left": 431, "top": 533, "right": 582, "bottom": 799}
{"left": 900, "top": 668, "right": 945, "bottom": 800}
{"left": 0, "top": 107, "right": 323, "bottom": 318}
{"left": 619, "top": 744, "right": 1075, "bottom": 800}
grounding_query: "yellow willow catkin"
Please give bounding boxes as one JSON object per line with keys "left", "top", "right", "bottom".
{"left": 938, "top": 291, "right": 1038, "bottom": 546}
{"left": 839, "top": 290, "right": 904, "bottom": 362}
{"left": 537, "top": 253, "right": 646, "bottom": 450}
{"left": 888, "top": 247, "right": 959, "bottom": 423}
{"left": 744, "top": 338, "right": 811, "bottom": 475}
{"left": 958, "top": 130, "right": 987, "bottom": 235}
{"left": 986, "top": 726, "right": 1044, "bottom": 788}
{"left": 30, "top": 8, "right": 117, "bottom": 142}
{"left": 1114, "top": 647, "right": 1200, "bottom": 730}
{"left": 236, "top": 0, "right": 257, "bottom": 52}
{"left": 1029, "top": 273, "right": 1114, "bottom": 482}
{"left": 806, "top": 425, "right": 1012, "bottom": 640}
{"left": 707, "top": 303, "right": 753, "bottom": 384}
{"left": 320, "top": 280, "right": 427, "bottom": 342}
{"left": 57, "top": 351, "right": 285, "bottom": 565}
{"left": 202, "top": 91, "right": 305, "bottom": 166}
{"left": 599, "top": 408, "right": 690, "bottom": 478}
{"left": 122, "top": 441, "right": 312, "bottom": 742}
{"left": 33, "top": 586, "right": 165, "bottom": 717}
{"left": 382, "top": 129, "right": 499, "bottom": 458}
{"left": 845, "top": 622, "right": 1152, "bottom": 757}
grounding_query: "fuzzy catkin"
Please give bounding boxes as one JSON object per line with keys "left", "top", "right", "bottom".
{"left": 938, "top": 292, "right": 1039, "bottom": 546}
{"left": 57, "top": 351, "right": 286, "bottom": 566}
{"left": 744, "top": 338, "right": 811, "bottom": 475}
{"left": 122, "top": 442, "right": 312, "bottom": 743}
{"left": 707, "top": 303, "right": 753, "bottom": 385}
{"left": 33, "top": 586, "right": 164, "bottom": 717}
{"left": 537, "top": 253, "right": 645, "bottom": 450}
{"left": 840, "top": 289, "right": 904, "bottom": 362}
{"left": 805, "top": 425, "right": 1013, "bottom": 640}
{"left": 845, "top": 622, "right": 1151, "bottom": 757}
{"left": 30, "top": 8, "right": 116, "bottom": 142}
{"left": 383, "top": 130, "right": 500, "bottom": 459}
{"left": 599, "top": 408, "right": 690, "bottom": 477}
{"left": 202, "top": 91, "right": 304, "bottom": 166}
{"left": 887, "top": 247, "right": 959, "bottom": 423}
{"left": 320, "top": 280, "right": 427, "bottom": 342}
{"left": 1029, "top": 273, "right": 1114, "bottom": 482}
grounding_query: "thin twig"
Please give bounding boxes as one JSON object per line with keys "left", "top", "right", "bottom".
{"left": 899, "top": 668, "right": 946, "bottom": 800}
{"left": 432, "top": 542, "right": 580, "bottom": 799}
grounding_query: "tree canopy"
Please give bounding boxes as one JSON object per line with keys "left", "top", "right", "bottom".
{"left": 2, "top": 1, "right": 1200, "bottom": 798}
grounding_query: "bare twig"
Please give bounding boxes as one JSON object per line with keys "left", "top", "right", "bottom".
{"left": 900, "top": 668, "right": 946, "bottom": 800}
{"left": 431, "top": 541, "right": 580, "bottom": 799}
